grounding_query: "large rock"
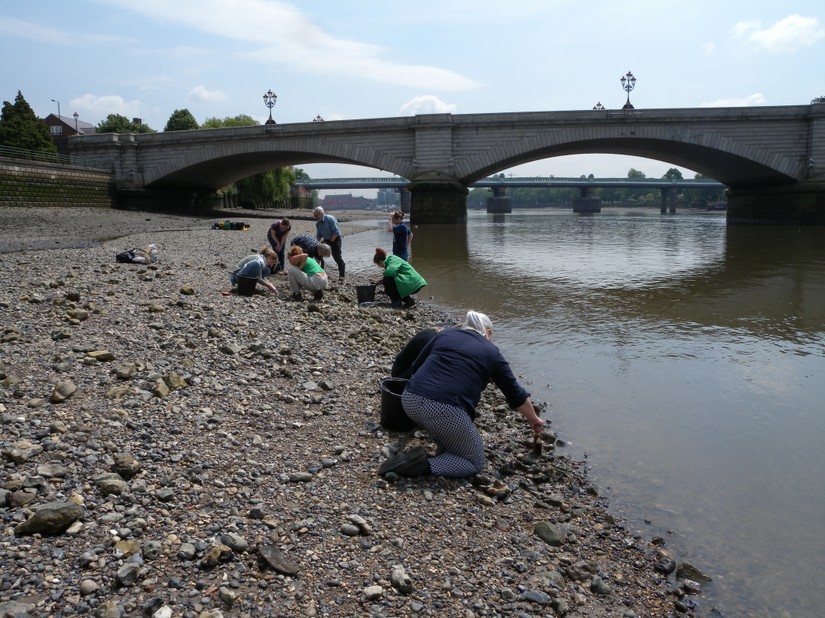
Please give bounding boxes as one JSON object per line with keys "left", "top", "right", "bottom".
{"left": 14, "top": 501, "right": 85, "bottom": 536}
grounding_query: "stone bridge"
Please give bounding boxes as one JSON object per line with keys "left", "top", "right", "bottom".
{"left": 69, "top": 104, "right": 825, "bottom": 224}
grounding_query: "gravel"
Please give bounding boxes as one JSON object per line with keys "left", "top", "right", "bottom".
{"left": 0, "top": 206, "right": 705, "bottom": 617}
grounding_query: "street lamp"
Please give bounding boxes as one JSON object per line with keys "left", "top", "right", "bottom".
{"left": 51, "top": 99, "right": 61, "bottom": 120}
{"left": 263, "top": 89, "right": 277, "bottom": 124}
{"left": 592, "top": 102, "right": 605, "bottom": 110}
{"left": 620, "top": 71, "right": 636, "bottom": 110}
{"left": 73, "top": 112, "right": 79, "bottom": 132}
{"left": 313, "top": 115, "right": 325, "bottom": 122}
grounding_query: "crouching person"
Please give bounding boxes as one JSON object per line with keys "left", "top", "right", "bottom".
{"left": 230, "top": 247, "right": 279, "bottom": 294}
{"left": 378, "top": 311, "right": 544, "bottom": 478}
{"left": 286, "top": 245, "right": 328, "bottom": 301}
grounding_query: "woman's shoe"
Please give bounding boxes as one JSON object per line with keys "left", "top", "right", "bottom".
{"left": 402, "top": 297, "right": 416, "bottom": 307}
{"left": 378, "top": 447, "right": 430, "bottom": 477}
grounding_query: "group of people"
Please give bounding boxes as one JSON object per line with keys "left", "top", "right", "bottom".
{"left": 231, "top": 206, "right": 344, "bottom": 299}
{"left": 228, "top": 208, "right": 543, "bottom": 481}
{"left": 232, "top": 206, "right": 428, "bottom": 309}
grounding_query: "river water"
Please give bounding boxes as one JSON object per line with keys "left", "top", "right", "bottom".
{"left": 344, "top": 207, "right": 825, "bottom": 617}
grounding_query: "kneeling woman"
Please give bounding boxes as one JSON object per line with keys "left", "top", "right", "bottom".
{"left": 371, "top": 247, "right": 426, "bottom": 308}
{"left": 286, "top": 245, "right": 328, "bottom": 300}
{"left": 379, "top": 311, "right": 545, "bottom": 478}
{"left": 230, "top": 247, "right": 278, "bottom": 294}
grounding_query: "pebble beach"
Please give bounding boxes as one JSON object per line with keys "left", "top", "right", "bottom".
{"left": 0, "top": 206, "right": 706, "bottom": 617}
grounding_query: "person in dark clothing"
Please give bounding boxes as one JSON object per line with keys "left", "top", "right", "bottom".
{"left": 290, "top": 234, "right": 331, "bottom": 268}
{"left": 390, "top": 324, "right": 452, "bottom": 380}
{"left": 378, "top": 310, "right": 544, "bottom": 478}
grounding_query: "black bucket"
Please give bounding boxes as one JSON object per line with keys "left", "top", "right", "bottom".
{"left": 237, "top": 275, "right": 257, "bottom": 297}
{"left": 356, "top": 285, "right": 376, "bottom": 304}
{"left": 379, "top": 377, "right": 415, "bottom": 431}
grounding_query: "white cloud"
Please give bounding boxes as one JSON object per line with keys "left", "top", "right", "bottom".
{"left": 732, "top": 14, "right": 825, "bottom": 52}
{"left": 699, "top": 93, "right": 767, "bottom": 107}
{"left": 702, "top": 41, "right": 716, "bottom": 54}
{"left": 188, "top": 86, "right": 226, "bottom": 102}
{"left": 100, "top": 0, "right": 479, "bottom": 91}
{"left": 398, "top": 96, "right": 458, "bottom": 116}
{"left": 70, "top": 94, "right": 141, "bottom": 120}
{"left": 0, "top": 16, "right": 76, "bottom": 45}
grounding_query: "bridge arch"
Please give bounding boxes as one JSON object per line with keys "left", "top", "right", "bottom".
{"left": 70, "top": 105, "right": 825, "bottom": 224}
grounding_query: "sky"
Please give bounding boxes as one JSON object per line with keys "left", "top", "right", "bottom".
{"left": 2, "top": 0, "right": 824, "bottom": 195}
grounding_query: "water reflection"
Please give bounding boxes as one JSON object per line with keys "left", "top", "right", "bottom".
{"left": 346, "top": 209, "right": 825, "bottom": 616}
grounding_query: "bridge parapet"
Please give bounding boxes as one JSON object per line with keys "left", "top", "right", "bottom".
{"left": 68, "top": 104, "right": 825, "bottom": 223}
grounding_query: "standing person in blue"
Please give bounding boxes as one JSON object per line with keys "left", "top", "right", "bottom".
{"left": 378, "top": 310, "right": 545, "bottom": 478}
{"left": 313, "top": 206, "right": 345, "bottom": 283}
{"left": 266, "top": 218, "right": 291, "bottom": 274}
{"left": 371, "top": 247, "right": 426, "bottom": 308}
{"left": 386, "top": 210, "right": 413, "bottom": 261}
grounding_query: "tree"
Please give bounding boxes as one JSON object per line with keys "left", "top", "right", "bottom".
{"left": 0, "top": 90, "right": 56, "bottom": 153}
{"left": 97, "top": 114, "right": 154, "bottom": 134}
{"left": 201, "top": 114, "right": 256, "bottom": 128}
{"left": 236, "top": 167, "right": 296, "bottom": 208}
{"left": 164, "top": 109, "right": 199, "bottom": 132}
{"left": 662, "top": 167, "right": 683, "bottom": 180}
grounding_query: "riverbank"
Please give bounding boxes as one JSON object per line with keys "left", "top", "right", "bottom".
{"left": 0, "top": 206, "right": 702, "bottom": 617}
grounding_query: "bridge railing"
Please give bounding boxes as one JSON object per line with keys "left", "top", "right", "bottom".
{"left": 296, "top": 176, "right": 726, "bottom": 190}
{"left": 0, "top": 145, "right": 112, "bottom": 171}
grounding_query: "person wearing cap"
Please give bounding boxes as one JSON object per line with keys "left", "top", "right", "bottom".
{"left": 229, "top": 247, "right": 279, "bottom": 294}
{"left": 378, "top": 310, "right": 544, "bottom": 478}
{"left": 370, "top": 247, "right": 426, "bottom": 308}
{"left": 313, "top": 206, "right": 345, "bottom": 283}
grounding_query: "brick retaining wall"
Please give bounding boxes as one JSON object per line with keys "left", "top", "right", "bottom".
{"left": 0, "top": 157, "right": 113, "bottom": 208}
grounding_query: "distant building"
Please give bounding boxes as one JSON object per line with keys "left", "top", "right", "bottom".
{"left": 321, "top": 193, "right": 375, "bottom": 209}
{"left": 376, "top": 187, "right": 400, "bottom": 206}
{"left": 44, "top": 114, "right": 96, "bottom": 155}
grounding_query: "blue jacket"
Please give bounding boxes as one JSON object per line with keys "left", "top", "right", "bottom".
{"left": 406, "top": 328, "right": 529, "bottom": 419}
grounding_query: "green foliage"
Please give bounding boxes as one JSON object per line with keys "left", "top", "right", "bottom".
{"left": 662, "top": 167, "right": 683, "bottom": 180}
{"left": 201, "top": 114, "right": 257, "bottom": 128}
{"left": 164, "top": 109, "right": 199, "bottom": 132}
{"left": 236, "top": 167, "right": 297, "bottom": 208}
{"left": 97, "top": 114, "right": 154, "bottom": 133}
{"left": 0, "top": 90, "right": 56, "bottom": 153}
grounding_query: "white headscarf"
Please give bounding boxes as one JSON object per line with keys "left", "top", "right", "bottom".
{"left": 462, "top": 310, "right": 493, "bottom": 339}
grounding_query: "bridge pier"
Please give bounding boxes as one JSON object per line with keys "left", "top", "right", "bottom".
{"left": 408, "top": 176, "right": 468, "bottom": 224}
{"left": 727, "top": 183, "right": 825, "bottom": 225}
{"left": 400, "top": 188, "right": 411, "bottom": 214}
{"left": 573, "top": 187, "right": 601, "bottom": 213}
{"left": 486, "top": 186, "right": 512, "bottom": 214}
{"left": 660, "top": 187, "right": 678, "bottom": 214}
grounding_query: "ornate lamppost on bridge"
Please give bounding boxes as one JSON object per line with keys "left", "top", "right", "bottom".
{"left": 620, "top": 71, "right": 636, "bottom": 110}
{"left": 263, "top": 89, "right": 277, "bottom": 125}
{"left": 592, "top": 102, "right": 605, "bottom": 110}
{"left": 313, "top": 115, "right": 325, "bottom": 122}
{"left": 73, "top": 112, "right": 79, "bottom": 132}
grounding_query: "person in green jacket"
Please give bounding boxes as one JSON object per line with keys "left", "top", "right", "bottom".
{"left": 371, "top": 247, "right": 426, "bottom": 308}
